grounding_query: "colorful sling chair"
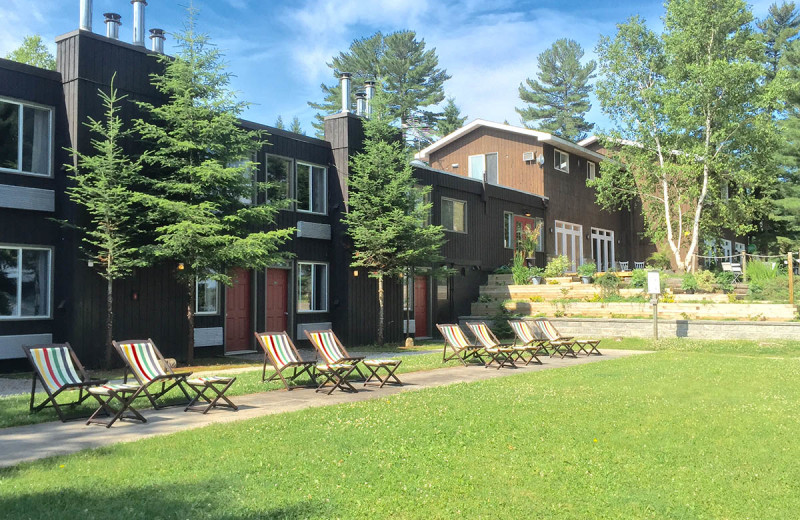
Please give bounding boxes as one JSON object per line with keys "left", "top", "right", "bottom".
{"left": 464, "top": 322, "right": 519, "bottom": 369}
{"left": 113, "top": 339, "right": 193, "bottom": 408}
{"left": 535, "top": 318, "right": 601, "bottom": 356}
{"left": 508, "top": 319, "right": 551, "bottom": 358}
{"left": 437, "top": 324, "right": 486, "bottom": 366}
{"left": 305, "top": 329, "right": 402, "bottom": 388}
{"left": 255, "top": 331, "right": 318, "bottom": 391}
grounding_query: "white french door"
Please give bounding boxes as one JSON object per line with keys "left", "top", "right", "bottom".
{"left": 554, "top": 220, "right": 583, "bottom": 272}
{"left": 591, "top": 227, "right": 615, "bottom": 272}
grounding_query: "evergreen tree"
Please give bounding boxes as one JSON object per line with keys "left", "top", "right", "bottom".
{"left": 516, "top": 39, "right": 596, "bottom": 141}
{"left": 344, "top": 92, "right": 445, "bottom": 345}
{"left": 5, "top": 35, "right": 56, "bottom": 70}
{"left": 65, "top": 76, "right": 147, "bottom": 367}
{"left": 435, "top": 97, "right": 467, "bottom": 137}
{"left": 308, "top": 31, "right": 450, "bottom": 137}
{"left": 136, "top": 5, "right": 293, "bottom": 363}
{"left": 289, "top": 116, "right": 304, "bottom": 135}
{"left": 757, "top": 2, "right": 800, "bottom": 80}
{"left": 274, "top": 115, "right": 285, "bottom": 129}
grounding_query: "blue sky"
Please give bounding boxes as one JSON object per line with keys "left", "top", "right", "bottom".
{"left": 0, "top": 0, "right": 777, "bottom": 136}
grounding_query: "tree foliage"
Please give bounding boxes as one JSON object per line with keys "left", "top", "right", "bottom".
{"left": 516, "top": 39, "right": 596, "bottom": 140}
{"left": 136, "top": 5, "right": 293, "bottom": 362}
{"left": 65, "top": 77, "right": 146, "bottom": 367}
{"left": 5, "top": 35, "right": 56, "bottom": 70}
{"left": 344, "top": 92, "right": 445, "bottom": 345}
{"left": 289, "top": 116, "right": 304, "bottom": 135}
{"left": 274, "top": 115, "right": 285, "bottom": 129}
{"left": 308, "top": 31, "right": 450, "bottom": 136}
{"left": 593, "top": 0, "right": 785, "bottom": 271}
{"left": 435, "top": 97, "right": 467, "bottom": 137}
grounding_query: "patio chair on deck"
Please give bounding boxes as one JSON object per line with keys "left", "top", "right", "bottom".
{"left": 255, "top": 331, "right": 318, "bottom": 391}
{"left": 23, "top": 343, "right": 108, "bottom": 422}
{"left": 508, "top": 320, "right": 550, "bottom": 358}
{"left": 634, "top": 261, "right": 645, "bottom": 270}
{"left": 534, "top": 319, "right": 601, "bottom": 357}
{"left": 465, "top": 321, "right": 519, "bottom": 369}
{"left": 113, "top": 339, "right": 193, "bottom": 408}
{"left": 721, "top": 262, "right": 742, "bottom": 283}
{"left": 305, "top": 330, "right": 402, "bottom": 388}
{"left": 618, "top": 261, "right": 629, "bottom": 271}
{"left": 437, "top": 324, "right": 486, "bottom": 366}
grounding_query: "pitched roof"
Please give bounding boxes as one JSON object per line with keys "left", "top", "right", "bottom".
{"left": 414, "top": 119, "right": 606, "bottom": 163}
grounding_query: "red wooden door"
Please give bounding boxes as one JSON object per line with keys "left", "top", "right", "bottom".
{"left": 225, "top": 269, "right": 251, "bottom": 352}
{"left": 513, "top": 215, "right": 537, "bottom": 252}
{"left": 266, "top": 268, "right": 288, "bottom": 332}
{"left": 414, "top": 275, "right": 428, "bottom": 337}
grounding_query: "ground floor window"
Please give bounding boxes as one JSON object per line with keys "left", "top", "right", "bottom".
{"left": 195, "top": 278, "right": 220, "bottom": 315}
{"left": 298, "top": 262, "right": 328, "bottom": 312}
{"left": 0, "top": 246, "right": 51, "bottom": 318}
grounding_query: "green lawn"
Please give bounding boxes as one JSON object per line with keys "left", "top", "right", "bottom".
{"left": 2, "top": 339, "right": 800, "bottom": 518}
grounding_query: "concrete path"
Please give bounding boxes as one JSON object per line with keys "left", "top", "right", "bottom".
{"left": 0, "top": 349, "right": 647, "bottom": 468}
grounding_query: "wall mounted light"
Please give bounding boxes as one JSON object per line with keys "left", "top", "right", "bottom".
{"left": 87, "top": 260, "right": 94, "bottom": 267}
{"left": 524, "top": 212, "right": 531, "bottom": 217}
{"left": 353, "top": 270, "right": 359, "bottom": 277}
{"left": 177, "top": 263, "right": 185, "bottom": 271}
{"left": 549, "top": 227, "right": 554, "bottom": 233}
{"left": 451, "top": 163, "right": 459, "bottom": 169}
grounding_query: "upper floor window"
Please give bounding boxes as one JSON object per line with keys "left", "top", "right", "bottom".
{"left": 441, "top": 197, "right": 467, "bottom": 233}
{"left": 0, "top": 98, "right": 52, "bottom": 177}
{"left": 0, "top": 246, "right": 51, "bottom": 319}
{"left": 587, "top": 162, "right": 596, "bottom": 180}
{"left": 554, "top": 149, "right": 569, "bottom": 173}
{"left": 298, "top": 262, "right": 328, "bottom": 312}
{"left": 195, "top": 278, "right": 220, "bottom": 315}
{"left": 266, "top": 155, "right": 291, "bottom": 203}
{"left": 296, "top": 162, "right": 326, "bottom": 214}
{"left": 468, "top": 153, "right": 498, "bottom": 184}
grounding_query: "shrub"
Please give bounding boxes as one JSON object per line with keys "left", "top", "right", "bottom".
{"left": 647, "top": 251, "right": 672, "bottom": 270}
{"left": 528, "top": 296, "right": 544, "bottom": 302}
{"left": 493, "top": 265, "right": 511, "bottom": 274}
{"left": 630, "top": 268, "right": 648, "bottom": 288}
{"left": 746, "top": 260, "right": 780, "bottom": 283}
{"left": 529, "top": 266, "right": 545, "bottom": 278}
{"left": 511, "top": 252, "right": 530, "bottom": 285}
{"left": 715, "top": 271, "right": 735, "bottom": 293}
{"left": 544, "top": 255, "right": 571, "bottom": 278}
{"left": 594, "top": 272, "right": 620, "bottom": 298}
{"left": 577, "top": 262, "right": 597, "bottom": 277}
{"left": 681, "top": 272, "right": 698, "bottom": 292}
{"left": 489, "top": 306, "right": 514, "bottom": 338}
{"left": 694, "top": 270, "right": 716, "bottom": 292}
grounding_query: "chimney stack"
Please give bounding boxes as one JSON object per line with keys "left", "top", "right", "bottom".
{"left": 355, "top": 91, "right": 366, "bottom": 116}
{"left": 132, "top": 0, "right": 147, "bottom": 47}
{"left": 80, "top": 0, "right": 93, "bottom": 31}
{"left": 104, "top": 13, "right": 121, "bottom": 40}
{"left": 149, "top": 28, "right": 165, "bottom": 53}
{"left": 364, "top": 80, "right": 376, "bottom": 118}
{"left": 340, "top": 73, "right": 352, "bottom": 114}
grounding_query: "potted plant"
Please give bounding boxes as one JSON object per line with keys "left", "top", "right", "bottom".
{"left": 518, "top": 222, "right": 543, "bottom": 268}
{"left": 577, "top": 262, "right": 596, "bottom": 284}
{"left": 529, "top": 266, "right": 545, "bottom": 285}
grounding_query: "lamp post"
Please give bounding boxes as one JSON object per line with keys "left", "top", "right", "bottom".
{"left": 647, "top": 270, "right": 661, "bottom": 340}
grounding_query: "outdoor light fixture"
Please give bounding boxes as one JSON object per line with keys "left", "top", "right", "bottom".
{"left": 524, "top": 212, "right": 531, "bottom": 217}
{"left": 177, "top": 263, "right": 185, "bottom": 270}
{"left": 353, "top": 270, "right": 359, "bottom": 277}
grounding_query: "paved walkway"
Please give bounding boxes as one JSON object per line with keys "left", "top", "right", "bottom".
{"left": 0, "top": 349, "right": 647, "bottom": 468}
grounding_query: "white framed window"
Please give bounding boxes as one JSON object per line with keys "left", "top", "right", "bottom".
{"left": 0, "top": 97, "right": 53, "bottom": 177}
{"left": 298, "top": 262, "right": 328, "bottom": 312}
{"left": 554, "top": 149, "right": 569, "bottom": 173}
{"left": 296, "top": 162, "right": 327, "bottom": 214}
{"left": 503, "top": 212, "right": 514, "bottom": 249}
{"left": 195, "top": 278, "right": 220, "bottom": 315}
{"left": 441, "top": 197, "right": 467, "bottom": 233}
{"left": 590, "top": 227, "right": 615, "bottom": 272}
{"left": 0, "top": 246, "right": 51, "bottom": 319}
{"left": 587, "top": 162, "right": 596, "bottom": 180}
{"left": 554, "top": 220, "right": 583, "bottom": 272}
{"left": 722, "top": 239, "right": 732, "bottom": 262}
{"left": 734, "top": 241, "right": 745, "bottom": 257}
{"left": 468, "top": 153, "right": 498, "bottom": 184}
{"left": 266, "top": 155, "right": 291, "bottom": 203}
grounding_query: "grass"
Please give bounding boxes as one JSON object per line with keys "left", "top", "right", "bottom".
{"left": 2, "top": 339, "right": 800, "bottom": 518}
{"left": 0, "top": 348, "right": 458, "bottom": 429}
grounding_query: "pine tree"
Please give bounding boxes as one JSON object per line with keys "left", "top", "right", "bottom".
{"left": 5, "top": 35, "right": 56, "bottom": 70}
{"left": 344, "top": 92, "right": 445, "bottom": 345}
{"left": 435, "top": 97, "right": 467, "bottom": 137}
{"left": 757, "top": 2, "right": 800, "bottom": 80}
{"left": 308, "top": 31, "right": 450, "bottom": 137}
{"left": 516, "top": 39, "right": 596, "bottom": 141}
{"left": 274, "top": 115, "right": 284, "bottom": 129}
{"left": 65, "top": 76, "right": 147, "bottom": 367}
{"left": 135, "top": 5, "right": 294, "bottom": 363}
{"left": 289, "top": 116, "right": 304, "bottom": 135}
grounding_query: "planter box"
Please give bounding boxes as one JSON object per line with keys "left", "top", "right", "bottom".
{"left": 503, "top": 301, "right": 797, "bottom": 321}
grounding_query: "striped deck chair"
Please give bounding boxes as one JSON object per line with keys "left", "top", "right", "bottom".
{"left": 531, "top": 319, "right": 578, "bottom": 358}
{"left": 306, "top": 330, "right": 402, "bottom": 388}
{"left": 113, "top": 339, "right": 192, "bottom": 408}
{"left": 509, "top": 319, "right": 551, "bottom": 358}
{"left": 536, "top": 318, "right": 601, "bottom": 356}
{"left": 23, "top": 343, "right": 108, "bottom": 422}
{"left": 437, "top": 324, "right": 485, "bottom": 366}
{"left": 255, "top": 331, "right": 317, "bottom": 390}
{"left": 465, "top": 322, "right": 518, "bottom": 369}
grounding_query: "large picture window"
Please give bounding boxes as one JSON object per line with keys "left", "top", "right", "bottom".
{"left": 441, "top": 197, "right": 467, "bottom": 233}
{"left": 0, "top": 246, "right": 51, "bottom": 318}
{"left": 298, "top": 262, "right": 328, "bottom": 312}
{"left": 296, "top": 162, "right": 326, "bottom": 214}
{"left": 0, "top": 98, "right": 52, "bottom": 176}
{"left": 195, "top": 278, "right": 220, "bottom": 315}
{"left": 266, "top": 155, "right": 291, "bottom": 203}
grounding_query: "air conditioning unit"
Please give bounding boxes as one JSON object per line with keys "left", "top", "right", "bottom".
{"left": 522, "top": 151, "right": 535, "bottom": 162}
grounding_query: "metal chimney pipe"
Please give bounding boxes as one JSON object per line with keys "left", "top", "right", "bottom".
{"left": 104, "top": 13, "right": 121, "bottom": 40}
{"left": 80, "top": 0, "right": 93, "bottom": 31}
{"left": 131, "top": 0, "right": 147, "bottom": 47}
{"left": 364, "top": 80, "right": 376, "bottom": 118}
{"left": 149, "top": 28, "right": 165, "bottom": 53}
{"left": 340, "top": 73, "right": 352, "bottom": 114}
{"left": 355, "top": 91, "right": 366, "bottom": 116}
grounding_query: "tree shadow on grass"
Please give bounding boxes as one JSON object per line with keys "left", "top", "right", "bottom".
{"left": 0, "top": 485, "right": 331, "bottom": 519}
